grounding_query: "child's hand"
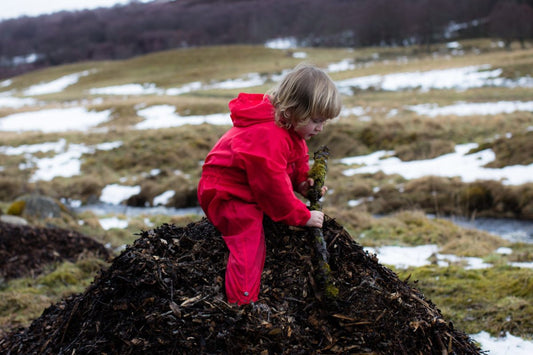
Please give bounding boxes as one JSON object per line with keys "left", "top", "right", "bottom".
{"left": 299, "top": 178, "right": 328, "bottom": 197}
{"left": 305, "top": 210, "right": 324, "bottom": 228}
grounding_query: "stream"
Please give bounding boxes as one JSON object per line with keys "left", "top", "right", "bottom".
{"left": 74, "top": 203, "right": 204, "bottom": 217}
{"left": 75, "top": 204, "right": 533, "bottom": 244}
{"left": 434, "top": 215, "right": 533, "bottom": 244}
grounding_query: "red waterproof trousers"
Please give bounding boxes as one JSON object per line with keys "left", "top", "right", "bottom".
{"left": 197, "top": 93, "right": 311, "bottom": 304}
{"left": 198, "top": 179, "right": 265, "bottom": 305}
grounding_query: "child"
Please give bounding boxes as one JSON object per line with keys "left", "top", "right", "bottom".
{"left": 197, "top": 63, "right": 342, "bottom": 305}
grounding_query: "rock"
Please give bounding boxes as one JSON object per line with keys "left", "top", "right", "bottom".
{"left": 0, "top": 215, "right": 28, "bottom": 226}
{"left": 8, "top": 194, "right": 64, "bottom": 219}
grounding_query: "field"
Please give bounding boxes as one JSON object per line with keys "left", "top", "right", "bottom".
{"left": 0, "top": 39, "right": 532, "bottom": 348}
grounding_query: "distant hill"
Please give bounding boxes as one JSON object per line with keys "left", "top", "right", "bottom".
{"left": 1, "top": 0, "right": 532, "bottom": 79}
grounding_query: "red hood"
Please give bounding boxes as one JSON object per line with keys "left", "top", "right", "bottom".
{"left": 229, "top": 93, "right": 275, "bottom": 127}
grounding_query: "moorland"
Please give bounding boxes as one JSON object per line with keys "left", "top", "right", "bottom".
{"left": 0, "top": 39, "right": 532, "bottom": 343}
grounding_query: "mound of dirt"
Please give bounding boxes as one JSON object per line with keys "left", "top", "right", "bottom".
{"left": 0, "top": 221, "right": 110, "bottom": 280}
{"left": 0, "top": 217, "right": 481, "bottom": 354}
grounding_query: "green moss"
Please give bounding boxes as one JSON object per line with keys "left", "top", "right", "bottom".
{"left": 0, "top": 257, "right": 108, "bottom": 333}
{"left": 396, "top": 265, "right": 533, "bottom": 338}
{"left": 6, "top": 200, "right": 25, "bottom": 216}
{"left": 325, "top": 281, "right": 340, "bottom": 299}
{"left": 308, "top": 146, "right": 330, "bottom": 211}
{"left": 40, "top": 262, "right": 84, "bottom": 287}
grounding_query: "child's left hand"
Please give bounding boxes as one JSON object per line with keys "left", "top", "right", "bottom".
{"left": 299, "top": 178, "right": 328, "bottom": 198}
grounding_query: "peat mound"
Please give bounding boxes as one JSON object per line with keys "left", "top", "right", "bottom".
{"left": 0, "top": 216, "right": 482, "bottom": 354}
{"left": 0, "top": 221, "right": 110, "bottom": 280}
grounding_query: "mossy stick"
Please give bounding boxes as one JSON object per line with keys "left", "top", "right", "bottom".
{"left": 307, "top": 146, "right": 339, "bottom": 301}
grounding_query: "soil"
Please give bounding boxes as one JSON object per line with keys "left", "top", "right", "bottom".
{"left": 0, "top": 221, "right": 110, "bottom": 280}
{"left": 0, "top": 216, "right": 482, "bottom": 354}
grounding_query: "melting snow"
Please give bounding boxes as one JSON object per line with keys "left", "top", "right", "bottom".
{"left": 408, "top": 101, "right": 533, "bottom": 117}
{"left": 99, "top": 217, "right": 129, "bottom": 230}
{"left": 0, "top": 107, "right": 111, "bottom": 133}
{"left": 23, "top": 70, "right": 92, "bottom": 96}
{"left": 364, "top": 244, "right": 439, "bottom": 268}
{"left": 100, "top": 184, "right": 141, "bottom": 205}
{"left": 27, "top": 143, "right": 92, "bottom": 182}
{"left": 135, "top": 105, "right": 231, "bottom": 129}
{"left": 0, "top": 92, "right": 38, "bottom": 108}
{"left": 341, "top": 143, "right": 533, "bottom": 186}
{"left": 327, "top": 59, "right": 356, "bottom": 73}
{"left": 153, "top": 190, "right": 175, "bottom": 206}
{"left": 336, "top": 65, "right": 533, "bottom": 94}
{"left": 264, "top": 37, "right": 298, "bottom": 49}
{"left": 1, "top": 139, "right": 122, "bottom": 182}
{"left": 90, "top": 83, "right": 161, "bottom": 96}
{"left": 208, "top": 73, "right": 265, "bottom": 90}
{"left": 472, "top": 331, "right": 533, "bottom": 355}
{"left": 165, "top": 82, "right": 203, "bottom": 96}
{"left": 363, "top": 244, "right": 531, "bottom": 270}
{"left": 292, "top": 52, "right": 307, "bottom": 58}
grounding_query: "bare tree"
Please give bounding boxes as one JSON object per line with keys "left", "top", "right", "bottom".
{"left": 489, "top": 0, "right": 533, "bottom": 49}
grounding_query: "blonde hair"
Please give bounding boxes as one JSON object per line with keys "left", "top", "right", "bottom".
{"left": 268, "top": 63, "right": 342, "bottom": 129}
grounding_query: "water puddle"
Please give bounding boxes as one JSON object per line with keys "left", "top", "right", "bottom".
{"left": 75, "top": 204, "right": 532, "bottom": 244}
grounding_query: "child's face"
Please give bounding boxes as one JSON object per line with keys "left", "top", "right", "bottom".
{"left": 294, "top": 117, "right": 327, "bottom": 140}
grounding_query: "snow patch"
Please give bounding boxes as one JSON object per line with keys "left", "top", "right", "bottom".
{"left": 100, "top": 184, "right": 141, "bottom": 205}
{"left": 408, "top": 101, "right": 533, "bottom": 117}
{"left": 99, "top": 217, "right": 129, "bottom": 230}
{"left": 135, "top": 105, "right": 231, "bottom": 129}
{"left": 153, "top": 190, "right": 175, "bottom": 206}
{"left": 23, "top": 70, "right": 92, "bottom": 96}
{"left": 0, "top": 107, "right": 111, "bottom": 133}
{"left": 341, "top": 143, "right": 533, "bottom": 186}
{"left": 471, "top": 331, "right": 533, "bottom": 355}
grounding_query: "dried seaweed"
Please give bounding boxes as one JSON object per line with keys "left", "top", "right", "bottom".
{"left": 0, "top": 221, "right": 110, "bottom": 280}
{"left": 0, "top": 217, "right": 482, "bottom": 354}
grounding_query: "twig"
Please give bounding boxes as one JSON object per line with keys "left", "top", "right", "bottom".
{"left": 307, "top": 146, "right": 339, "bottom": 302}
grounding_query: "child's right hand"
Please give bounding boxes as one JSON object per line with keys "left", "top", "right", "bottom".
{"left": 305, "top": 210, "right": 324, "bottom": 228}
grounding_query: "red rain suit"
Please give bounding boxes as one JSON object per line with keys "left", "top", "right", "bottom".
{"left": 197, "top": 93, "right": 311, "bottom": 304}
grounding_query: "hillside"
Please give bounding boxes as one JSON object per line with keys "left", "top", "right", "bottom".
{"left": 0, "top": 42, "right": 532, "bottom": 352}
{"left": 1, "top": 0, "right": 532, "bottom": 79}
{"left": 1, "top": 41, "right": 532, "bottom": 222}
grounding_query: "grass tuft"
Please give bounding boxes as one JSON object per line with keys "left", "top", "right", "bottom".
{"left": 396, "top": 265, "right": 533, "bottom": 338}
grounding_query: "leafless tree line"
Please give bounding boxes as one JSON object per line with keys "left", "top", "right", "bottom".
{"left": 0, "top": 0, "right": 532, "bottom": 79}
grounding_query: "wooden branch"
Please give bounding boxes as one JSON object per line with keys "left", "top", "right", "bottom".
{"left": 307, "top": 146, "right": 339, "bottom": 301}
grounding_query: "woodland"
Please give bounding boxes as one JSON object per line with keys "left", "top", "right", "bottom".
{"left": 1, "top": 0, "right": 533, "bottom": 79}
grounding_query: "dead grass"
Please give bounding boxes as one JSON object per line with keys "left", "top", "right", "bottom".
{"left": 483, "top": 131, "right": 533, "bottom": 168}
{"left": 337, "top": 209, "right": 509, "bottom": 255}
{"left": 326, "top": 170, "right": 533, "bottom": 220}
{"left": 2, "top": 42, "right": 532, "bottom": 342}
{"left": 1, "top": 42, "right": 531, "bottom": 220}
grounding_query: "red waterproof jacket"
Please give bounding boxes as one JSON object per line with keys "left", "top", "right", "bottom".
{"left": 201, "top": 93, "right": 311, "bottom": 226}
